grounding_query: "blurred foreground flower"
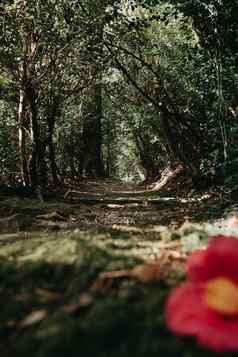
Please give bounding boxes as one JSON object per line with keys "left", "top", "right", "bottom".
{"left": 165, "top": 236, "right": 238, "bottom": 352}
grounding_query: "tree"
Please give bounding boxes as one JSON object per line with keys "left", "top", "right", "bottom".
{"left": 0, "top": 0, "right": 87, "bottom": 190}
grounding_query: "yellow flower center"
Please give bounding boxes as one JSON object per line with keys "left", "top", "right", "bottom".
{"left": 204, "top": 277, "right": 238, "bottom": 316}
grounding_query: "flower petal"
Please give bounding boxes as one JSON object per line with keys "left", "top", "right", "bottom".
{"left": 196, "top": 315, "right": 238, "bottom": 352}
{"left": 165, "top": 282, "right": 210, "bottom": 335}
{"left": 165, "top": 281, "right": 238, "bottom": 352}
{"left": 187, "top": 236, "right": 238, "bottom": 283}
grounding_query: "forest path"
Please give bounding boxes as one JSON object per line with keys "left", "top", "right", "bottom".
{"left": 62, "top": 179, "right": 224, "bottom": 230}
{"left": 0, "top": 179, "right": 231, "bottom": 237}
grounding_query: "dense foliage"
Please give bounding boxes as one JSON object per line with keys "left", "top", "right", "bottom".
{"left": 0, "top": 0, "right": 237, "bottom": 188}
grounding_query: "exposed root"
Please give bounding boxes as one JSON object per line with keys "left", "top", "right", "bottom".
{"left": 149, "top": 165, "right": 191, "bottom": 192}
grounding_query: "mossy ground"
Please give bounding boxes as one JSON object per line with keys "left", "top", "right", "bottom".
{"left": 0, "top": 184, "right": 236, "bottom": 357}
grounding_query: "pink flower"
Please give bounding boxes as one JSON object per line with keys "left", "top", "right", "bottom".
{"left": 165, "top": 236, "right": 238, "bottom": 352}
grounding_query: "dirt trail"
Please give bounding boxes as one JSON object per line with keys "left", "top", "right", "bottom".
{"left": 62, "top": 179, "right": 226, "bottom": 229}
{"left": 0, "top": 179, "right": 231, "bottom": 235}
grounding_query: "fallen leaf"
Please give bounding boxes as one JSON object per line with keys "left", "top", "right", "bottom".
{"left": 36, "top": 212, "right": 67, "bottom": 221}
{"left": 15, "top": 292, "right": 31, "bottom": 302}
{"left": 90, "top": 249, "right": 187, "bottom": 292}
{"left": 90, "top": 264, "right": 162, "bottom": 290}
{"left": 18, "top": 309, "right": 48, "bottom": 329}
{"left": 63, "top": 293, "right": 93, "bottom": 313}
{"left": 130, "top": 263, "right": 162, "bottom": 284}
{"left": 90, "top": 268, "right": 133, "bottom": 292}
{"left": 98, "top": 270, "right": 131, "bottom": 280}
{"left": 6, "top": 320, "right": 17, "bottom": 328}
{"left": 35, "top": 288, "right": 62, "bottom": 302}
{"left": 90, "top": 275, "right": 115, "bottom": 292}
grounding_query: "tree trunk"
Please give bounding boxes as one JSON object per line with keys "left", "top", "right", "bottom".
{"left": 160, "top": 111, "right": 200, "bottom": 178}
{"left": 133, "top": 130, "right": 159, "bottom": 182}
{"left": 48, "top": 135, "right": 59, "bottom": 185}
{"left": 27, "top": 86, "right": 47, "bottom": 190}
{"left": 80, "top": 23, "right": 105, "bottom": 178}
{"left": 47, "top": 103, "right": 60, "bottom": 186}
{"left": 80, "top": 82, "right": 105, "bottom": 177}
{"left": 18, "top": 89, "right": 30, "bottom": 186}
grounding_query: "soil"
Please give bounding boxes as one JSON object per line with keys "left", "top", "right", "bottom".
{"left": 0, "top": 179, "right": 236, "bottom": 357}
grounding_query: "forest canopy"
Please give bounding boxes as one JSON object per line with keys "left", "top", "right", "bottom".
{"left": 0, "top": 0, "right": 237, "bottom": 189}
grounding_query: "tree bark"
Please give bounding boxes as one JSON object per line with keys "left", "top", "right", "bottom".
{"left": 18, "top": 89, "right": 30, "bottom": 186}
{"left": 48, "top": 135, "right": 59, "bottom": 185}
{"left": 80, "top": 82, "right": 105, "bottom": 177}
{"left": 27, "top": 85, "right": 47, "bottom": 190}
{"left": 46, "top": 100, "right": 60, "bottom": 185}
{"left": 80, "top": 23, "right": 105, "bottom": 178}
